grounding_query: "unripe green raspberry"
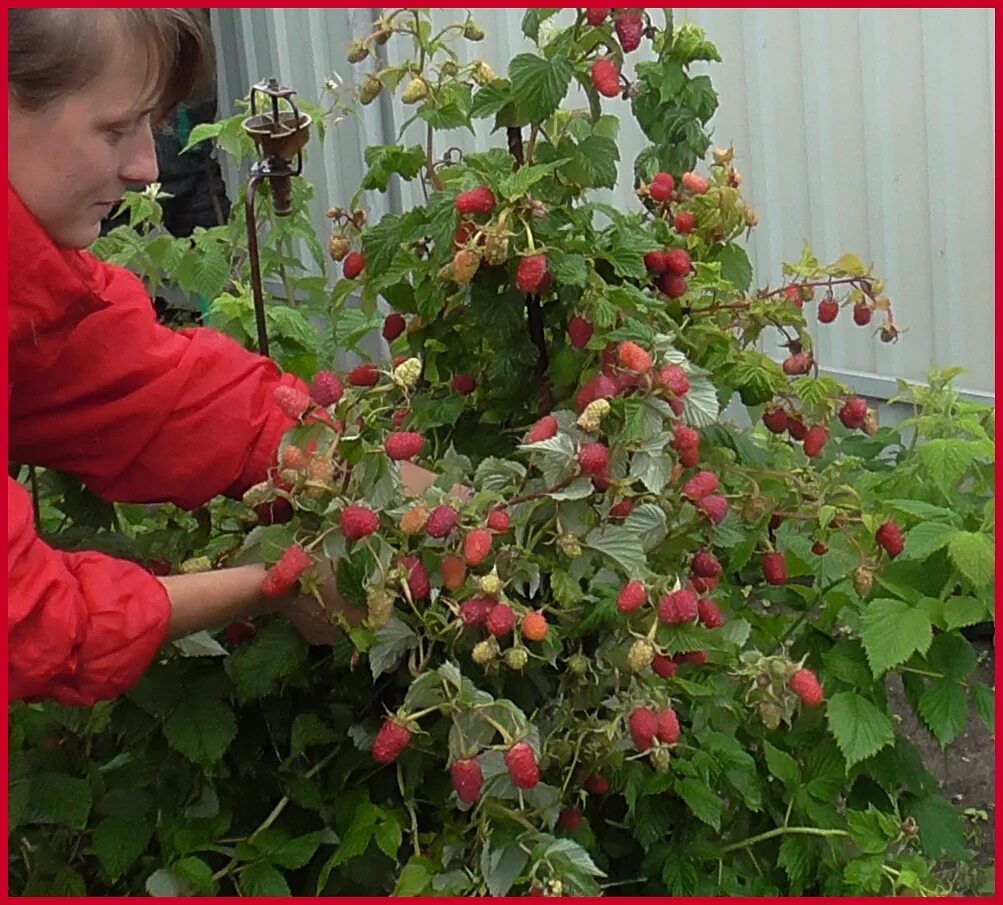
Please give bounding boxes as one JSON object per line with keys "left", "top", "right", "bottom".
{"left": 178, "top": 556, "right": 212, "bottom": 574}
{"left": 366, "top": 588, "right": 394, "bottom": 628}
{"left": 440, "top": 60, "right": 459, "bottom": 77}
{"left": 505, "top": 647, "right": 529, "bottom": 670}
{"left": 472, "top": 638, "right": 499, "bottom": 665}
{"left": 768, "top": 658, "right": 796, "bottom": 681}
{"left": 567, "top": 653, "right": 589, "bottom": 677}
{"left": 649, "top": 746, "right": 672, "bottom": 773}
{"left": 463, "top": 20, "right": 485, "bottom": 41}
{"left": 548, "top": 738, "right": 574, "bottom": 765}
{"left": 472, "top": 60, "right": 497, "bottom": 86}
{"left": 627, "top": 639, "right": 655, "bottom": 673}
{"left": 347, "top": 40, "right": 369, "bottom": 63}
{"left": 853, "top": 564, "right": 874, "bottom": 598}
{"left": 482, "top": 230, "right": 509, "bottom": 266}
{"left": 392, "top": 357, "right": 422, "bottom": 389}
{"left": 478, "top": 572, "right": 503, "bottom": 597}
{"left": 758, "top": 701, "right": 782, "bottom": 730}
{"left": 577, "top": 398, "right": 610, "bottom": 433}
{"left": 279, "top": 467, "right": 302, "bottom": 488}
{"left": 546, "top": 879, "right": 563, "bottom": 897}
{"left": 360, "top": 74, "right": 383, "bottom": 105}
{"left": 556, "top": 533, "right": 582, "bottom": 558}
{"left": 401, "top": 77, "right": 428, "bottom": 104}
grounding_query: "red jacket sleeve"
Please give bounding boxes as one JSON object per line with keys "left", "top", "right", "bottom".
{"left": 7, "top": 477, "right": 171, "bottom": 706}
{"left": 8, "top": 209, "right": 304, "bottom": 508}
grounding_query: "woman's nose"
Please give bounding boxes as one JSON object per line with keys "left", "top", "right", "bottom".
{"left": 119, "top": 120, "right": 159, "bottom": 186}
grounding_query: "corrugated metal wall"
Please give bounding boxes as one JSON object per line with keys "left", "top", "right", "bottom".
{"left": 211, "top": 8, "right": 994, "bottom": 400}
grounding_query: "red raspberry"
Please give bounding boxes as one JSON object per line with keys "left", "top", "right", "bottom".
{"left": 786, "top": 412, "right": 808, "bottom": 441}
{"left": 679, "top": 446, "right": 699, "bottom": 468}
{"left": 628, "top": 706, "right": 658, "bottom": 751}
{"left": 665, "top": 248, "right": 691, "bottom": 276}
{"left": 440, "top": 555, "right": 467, "bottom": 591}
{"left": 691, "top": 550, "right": 721, "bottom": 578}
{"left": 617, "top": 341, "right": 652, "bottom": 373}
{"left": 260, "top": 545, "right": 312, "bottom": 597}
{"left": 590, "top": 58, "right": 621, "bottom": 98}
{"left": 521, "top": 611, "right": 549, "bottom": 642}
{"left": 426, "top": 505, "right": 459, "bottom": 538}
{"left": 455, "top": 186, "right": 496, "bottom": 216}
{"left": 609, "top": 499, "right": 633, "bottom": 518}
{"left": 222, "top": 620, "right": 255, "bottom": 647}
{"left": 450, "top": 758, "right": 484, "bottom": 803}
{"left": 763, "top": 551, "right": 787, "bottom": 585}
{"left": 782, "top": 352, "right": 812, "bottom": 376}
{"left": 309, "top": 370, "right": 344, "bottom": 407}
{"left": 343, "top": 251, "right": 365, "bottom": 280}
{"left": 696, "top": 494, "right": 729, "bottom": 525}
{"left": 656, "top": 707, "right": 680, "bottom": 744}
{"left": 254, "top": 497, "right": 293, "bottom": 526}
{"left": 875, "top": 521, "right": 904, "bottom": 558}
{"left": 803, "top": 425, "right": 828, "bottom": 458}
{"left": 384, "top": 431, "right": 425, "bottom": 461}
{"left": 682, "top": 172, "right": 709, "bottom": 194}
{"left": 453, "top": 221, "right": 477, "bottom": 249}
{"left": 372, "top": 717, "right": 412, "bottom": 763}
{"left": 673, "top": 210, "right": 695, "bottom": 234}
{"left": 585, "top": 7, "right": 611, "bottom": 26}
{"left": 451, "top": 373, "right": 477, "bottom": 395}
{"left": 391, "top": 408, "right": 409, "bottom": 429}
{"left": 146, "top": 559, "right": 171, "bottom": 577}
{"left": 504, "top": 741, "right": 540, "bottom": 789}
{"left": 616, "top": 581, "right": 647, "bottom": 614}
{"left": 839, "top": 397, "right": 868, "bottom": 430}
{"left": 341, "top": 504, "right": 379, "bottom": 541}
{"left": 817, "top": 297, "right": 839, "bottom": 323}
{"left": 658, "top": 273, "right": 688, "bottom": 299}
{"left": 762, "top": 407, "right": 788, "bottom": 434}
{"left": 486, "top": 602, "right": 516, "bottom": 637}
{"left": 274, "top": 385, "right": 311, "bottom": 420}
{"left": 382, "top": 312, "right": 406, "bottom": 342}
{"left": 811, "top": 541, "right": 828, "bottom": 556}
{"left": 649, "top": 171, "right": 674, "bottom": 203}
{"left": 682, "top": 470, "right": 718, "bottom": 501}
{"left": 658, "top": 588, "right": 699, "bottom": 625}
{"left": 525, "top": 415, "right": 558, "bottom": 444}
{"left": 516, "top": 254, "right": 548, "bottom": 293}
{"left": 574, "top": 374, "right": 619, "bottom": 412}
{"left": 281, "top": 445, "right": 308, "bottom": 470}
{"left": 578, "top": 442, "right": 609, "bottom": 476}
{"left": 464, "top": 529, "right": 493, "bottom": 567}
{"left": 658, "top": 365, "right": 689, "bottom": 398}
{"left": 688, "top": 575, "right": 717, "bottom": 595}
{"left": 348, "top": 363, "right": 380, "bottom": 387}
{"left": 697, "top": 598, "right": 724, "bottom": 629}
{"left": 852, "top": 302, "right": 872, "bottom": 326}
{"left": 789, "top": 668, "right": 824, "bottom": 707}
{"left": 644, "top": 249, "right": 670, "bottom": 274}
{"left": 600, "top": 343, "right": 618, "bottom": 375}
{"left": 783, "top": 285, "right": 804, "bottom": 310}
{"left": 558, "top": 807, "right": 583, "bottom": 831}
{"left": 592, "top": 473, "right": 610, "bottom": 492}
{"left": 614, "top": 9, "right": 644, "bottom": 52}
{"left": 459, "top": 596, "right": 495, "bottom": 628}
{"left": 567, "top": 315, "right": 594, "bottom": 349}
{"left": 486, "top": 509, "right": 511, "bottom": 532}
{"left": 652, "top": 653, "right": 677, "bottom": 679}
{"left": 583, "top": 774, "right": 609, "bottom": 795}
{"left": 401, "top": 554, "right": 430, "bottom": 600}
{"left": 675, "top": 650, "right": 708, "bottom": 665}
{"left": 671, "top": 424, "right": 700, "bottom": 454}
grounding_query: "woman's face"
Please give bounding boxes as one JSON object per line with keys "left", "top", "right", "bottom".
{"left": 8, "top": 36, "right": 160, "bottom": 249}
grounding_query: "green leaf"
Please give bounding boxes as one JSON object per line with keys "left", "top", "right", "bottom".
{"left": 498, "top": 160, "right": 566, "bottom": 199}
{"left": 470, "top": 81, "right": 514, "bottom": 119}
{"left": 291, "top": 713, "right": 336, "bottom": 755}
{"left": 508, "top": 53, "right": 573, "bottom": 123}
{"left": 26, "top": 772, "right": 92, "bottom": 829}
{"left": 362, "top": 144, "right": 426, "bottom": 192}
{"left": 569, "top": 135, "right": 619, "bottom": 189}
{"left": 947, "top": 531, "right": 994, "bottom": 587}
{"left": 163, "top": 696, "right": 236, "bottom": 766}
{"left": 369, "top": 616, "right": 418, "bottom": 680}
{"left": 622, "top": 502, "right": 668, "bottom": 552}
{"left": 926, "top": 632, "right": 977, "bottom": 680}
{"left": 904, "top": 794, "right": 967, "bottom": 859}
{"left": 762, "top": 740, "right": 801, "bottom": 788}
{"left": 847, "top": 808, "right": 898, "bottom": 854}
{"left": 91, "top": 818, "right": 153, "bottom": 882}
{"left": 522, "top": 8, "right": 560, "bottom": 42}
{"left": 710, "top": 244, "right": 752, "bottom": 292}
{"left": 900, "top": 522, "right": 956, "bottom": 560}
{"left": 859, "top": 598, "right": 932, "bottom": 677}
{"left": 970, "top": 682, "right": 994, "bottom": 734}
{"left": 943, "top": 595, "right": 990, "bottom": 631}
{"left": 885, "top": 499, "right": 958, "bottom": 523}
{"left": 826, "top": 692, "right": 895, "bottom": 767}
{"left": 681, "top": 373, "right": 720, "bottom": 428}
{"left": 481, "top": 841, "right": 530, "bottom": 896}
{"left": 917, "top": 680, "right": 968, "bottom": 746}
{"left": 256, "top": 829, "right": 329, "bottom": 870}
{"left": 917, "top": 438, "right": 980, "bottom": 494}
{"left": 146, "top": 868, "right": 187, "bottom": 896}
{"left": 393, "top": 858, "right": 435, "bottom": 896}
{"left": 374, "top": 817, "right": 403, "bottom": 860}
{"left": 550, "top": 251, "right": 588, "bottom": 287}
{"left": 584, "top": 525, "right": 646, "bottom": 575}
{"left": 171, "top": 857, "right": 218, "bottom": 896}
{"left": 777, "top": 833, "right": 815, "bottom": 888}
{"left": 227, "top": 620, "right": 308, "bottom": 704}
{"left": 676, "top": 777, "right": 722, "bottom": 830}
{"left": 240, "top": 862, "right": 291, "bottom": 897}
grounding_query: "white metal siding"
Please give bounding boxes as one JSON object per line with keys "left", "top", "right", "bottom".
{"left": 212, "top": 7, "right": 994, "bottom": 399}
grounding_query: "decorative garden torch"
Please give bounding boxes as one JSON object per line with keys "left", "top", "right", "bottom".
{"left": 241, "top": 77, "right": 311, "bottom": 357}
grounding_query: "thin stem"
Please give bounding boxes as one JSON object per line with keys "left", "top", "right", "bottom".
{"left": 720, "top": 826, "right": 848, "bottom": 856}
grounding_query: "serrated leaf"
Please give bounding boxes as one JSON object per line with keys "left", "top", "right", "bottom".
{"left": 291, "top": 713, "right": 336, "bottom": 755}
{"left": 676, "top": 777, "right": 722, "bottom": 830}
{"left": 762, "top": 740, "right": 801, "bottom": 788}
{"left": 901, "top": 522, "right": 956, "bottom": 560}
{"left": 970, "top": 682, "right": 994, "bottom": 734}
{"left": 859, "top": 599, "right": 932, "bottom": 677}
{"left": 163, "top": 697, "right": 236, "bottom": 766}
{"left": 943, "top": 595, "right": 990, "bottom": 631}
{"left": 240, "top": 862, "right": 291, "bottom": 897}
{"left": 474, "top": 456, "right": 526, "bottom": 492}
{"left": 362, "top": 144, "right": 426, "bottom": 192}
{"left": 584, "top": 526, "right": 646, "bottom": 575}
{"left": 26, "top": 772, "right": 92, "bottom": 829}
{"left": 826, "top": 691, "right": 895, "bottom": 767}
{"left": 712, "top": 244, "right": 752, "bottom": 292}
{"left": 629, "top": 450, "right": 672, "bottom": 494}
{"left": 550, "top": 250, "right": 588, "bottom": 286}
{"left": 369, "top": 617, "right": 418, "bottom": 680}
{"left": 172, "top": 631, "right": 227, "bottom": 657}
{"left": 681, "top": 373, "right": 720, "bottom": 428}
{"left": 91, "top": 818, "right": 154, "bottom": 882}
{"left": 498, "top": 160, "right": 565, "bottom": 199}
{"left": 885, "top": 499, "right": 958, "bottom": 523}
{"left": 508, "top": 53, "right": 572, "bottom": 123}
{"left": 549, "top": 477, "right": 594, "bottom": 501}
{"left": 926, "top": 632, "right": 977, "bottom": 680}
{"left": 778, "top": 833, "right": 815, "bottom": 887}
{"left": 904, "top": 794, "right": 967, "bottom": 859}
{"left": 470, "top": 80, "right": 513, "bottom": 119}
{"left": 947, "top": 531, "right": 994, "bottom": 588}
{"left": 481, "top": 842, "right": 530, "bottom": 896}
{"left": 917, "top": 438, "right": 982, "bottom": 494}
{"left": 916, "top": 680, "right": 968, "bottom": 746}
{"left": 146, "top": 868, "right": 186, "bottom": 896}
{"left": 227, "top": 620, "right": 308, "bottom": 704}
{"left": 171, "top": 856, "right": 218, "bottom": 896}
{"left": 374, "top": 817, "right": 403, "bottom": 860}
{"left": 543, "top": 836, "right": 606, "bottom": 877}
{"left": 622, "top": 502, "right": 668, "bottom": 551}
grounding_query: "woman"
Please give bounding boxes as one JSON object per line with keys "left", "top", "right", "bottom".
{"left": 7, "top": 10, "right": 378, "bottom": 706}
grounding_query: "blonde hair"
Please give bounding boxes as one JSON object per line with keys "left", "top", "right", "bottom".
{"left": 8, "top": 8, "right": 215, "bottom": 121}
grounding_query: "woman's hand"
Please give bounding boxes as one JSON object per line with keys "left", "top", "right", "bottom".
{"left": 276, "top": 559, "right": 366, "bottom": 645}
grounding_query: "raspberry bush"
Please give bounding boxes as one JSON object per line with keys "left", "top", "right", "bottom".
{"left": 10, "top": 9, "right": 995, "bottom": 897}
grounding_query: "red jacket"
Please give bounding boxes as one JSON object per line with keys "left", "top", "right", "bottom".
{"left": 7, "top": 185, "right": 302, "bottom": 706}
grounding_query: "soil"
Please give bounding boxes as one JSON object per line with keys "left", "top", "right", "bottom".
{"left": 886, "top": 637, "right": 995, "bottom": 892}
